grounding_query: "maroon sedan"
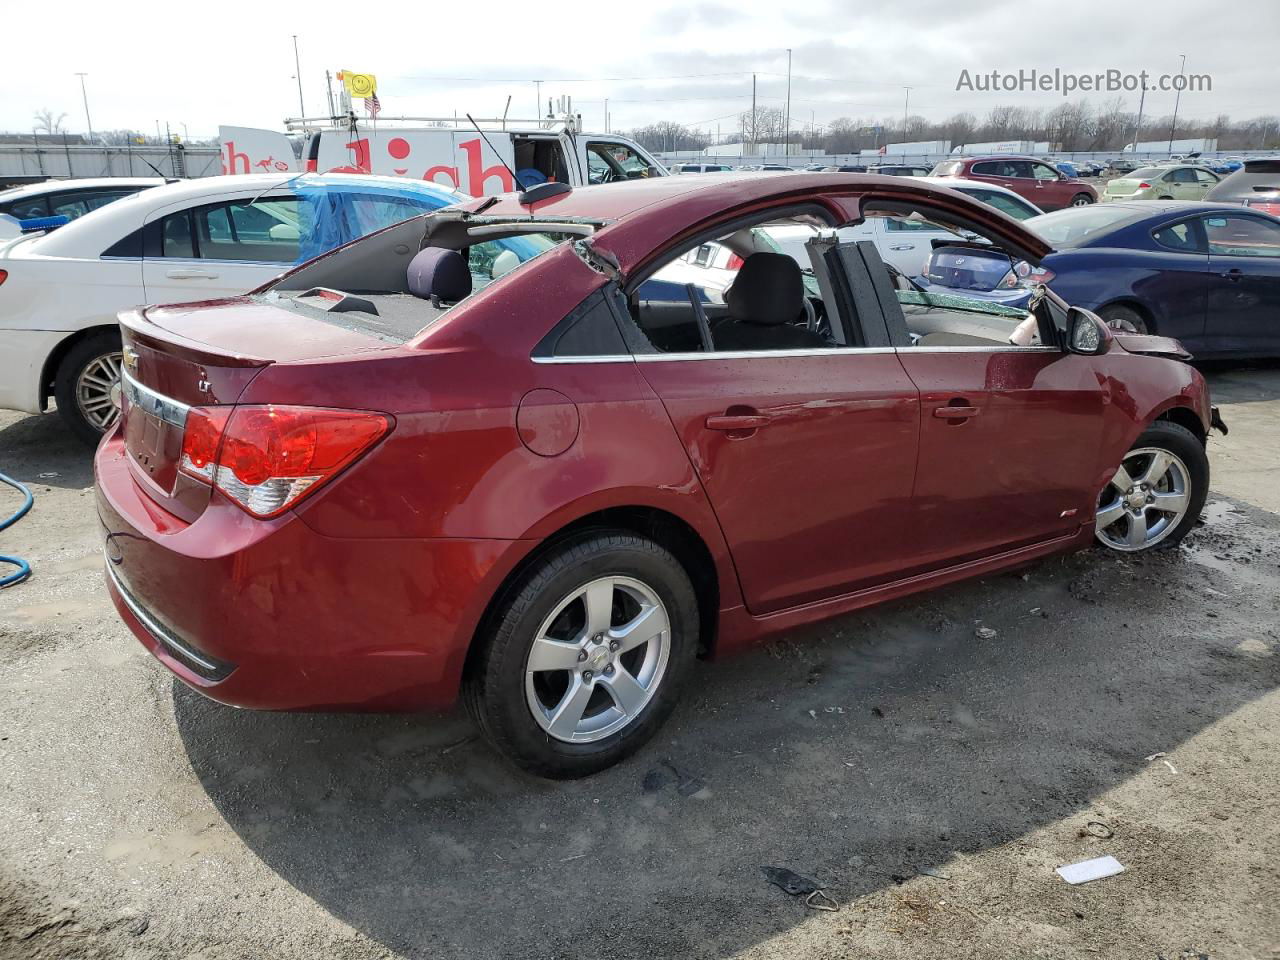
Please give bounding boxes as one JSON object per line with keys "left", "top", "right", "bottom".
{"left": 932, "top": 155, "right": 1098, "bottom": 210}
{"left": 96, "top": 173, "right": 1216, "bottom": 777}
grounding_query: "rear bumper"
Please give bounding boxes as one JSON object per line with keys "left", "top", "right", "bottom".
{"left": 95, "top": 427, "right": 535, "bottom": 712}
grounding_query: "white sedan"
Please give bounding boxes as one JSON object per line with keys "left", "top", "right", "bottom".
{"left": 0, "top": 177, "right": 165, "bottom": 239}
{"left": 0, "top": 173, "right": 466, "bottom": 442}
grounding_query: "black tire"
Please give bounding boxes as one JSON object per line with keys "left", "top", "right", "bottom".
{"left": 1095, "top": 420, "right": 1208, "bottom": 553}
{"left": 1070, "top": 193, "right": 1094, "bottom": 206}
{"left": 465, "top": 531, "right": 699, "bottom": 778}
{"left": 54, "top": 329, "right": 123, "bottom": 446}
{"left": 1098, "top": 304, "right": 1150, "bottom": 335}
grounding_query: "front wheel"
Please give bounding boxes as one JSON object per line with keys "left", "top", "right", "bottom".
{"left": 465, "top": 532, "right": 699, "bottom": 778}
{"left": 1095, "top": 421, "right": 1208, "bottom": 552}
{"left": 54, "top": 330, "right": 124, "bottom": 445}
{"left": 1070, "top": 193, "right": 1095, "bottom": 207}
{"left": 1098, "top": 304, "right": 1149, "bottom": 335}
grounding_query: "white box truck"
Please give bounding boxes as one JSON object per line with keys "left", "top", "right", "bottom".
{"left": 218, "top": 115, "right": 666, "bottom": 197}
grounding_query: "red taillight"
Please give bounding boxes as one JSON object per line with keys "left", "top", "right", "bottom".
{"left": 0, "top": 269, "right": 8, "bottom": 286}
{"left": 178, "top": 405, "right": 391, "bottom": 518}
{"left": 726, "top": 253, "right": 745, "bottom": 271}
{"left": 179, "top": 407, "right": 233, "bottom": 482}
{"left": 1138, "top": 182, "right": 1151, "bottom": 189}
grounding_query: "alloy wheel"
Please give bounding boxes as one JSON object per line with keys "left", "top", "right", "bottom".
{"left": 1096, "top": 447, "right": 1192, "bottom": 551}
{"left": 524, "top": 575, "right": 671, "bottom": 743}
{"left": 75, "top": 351, "right": 124, "bottom": 432}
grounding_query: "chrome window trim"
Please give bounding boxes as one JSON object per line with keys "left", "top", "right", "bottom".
{"left": 531, "top": 354, "right": 634, "bottom": 364}
{"left": 121, "top": 370, "right": 190, "bottom": 428}
{"left": 908, "top": 345, "right": 1059, "bottom": 353}
{"left": 531, "top": 344, "right": 1061, "bottom": 363}
{"left": 635, "top": 347, "right": 897, "bottom": 361}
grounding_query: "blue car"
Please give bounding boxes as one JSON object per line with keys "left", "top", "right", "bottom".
{"left": 914, "top": 246, "right": 1038, "bottom": 309}
{"left": 1027, "top": 201, "right": 1280, "bottom": 358}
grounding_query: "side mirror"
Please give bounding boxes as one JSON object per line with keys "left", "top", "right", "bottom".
{"left": 1067, "top": 307, "right": 1107, "bottom": 355}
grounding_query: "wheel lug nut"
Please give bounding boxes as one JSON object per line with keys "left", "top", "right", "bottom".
{"left": 583, "top": 670, "right": 593, "bottom": 682}
{"left": 609, "top": 640, "right": 620, "bottom": 652}
{"left": 604, "top": 665, "right": 615, "bottom": 676}
{"left": 593, "top": 633, "right": 605, "bottom": 645}
{"left": 577, "top": 650, "right": 588, "bottom": 662}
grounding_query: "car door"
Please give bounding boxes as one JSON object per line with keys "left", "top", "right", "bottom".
{"left": 1029, "top": 161, "right": 1070, "bottom": 209}
{"left": 1140, "top": 217, "right": 1212, "bottom": 346}
{"left": 141, "top": 194, "right": 301, "bottom": 302}
{"left": 1201, "top": 212, "right": 1280, "bottom": 354}
{"left": 581, "top": 140, "right": 659, "bottom": 185}
{"left": 631, "top": 240, "right": 921, "bottom": 614}
{"left": 891, "top": 293, "right": 1106, "bottom": 568}
{"left": 1192, "top": 167, "right": 1219, "bottom": 199}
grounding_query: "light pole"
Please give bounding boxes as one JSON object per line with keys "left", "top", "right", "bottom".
{"left": 292, "top": 35, "right": 305, "bottom": 118}
{"left": 1168, "top": 54, "right": 1186, "bottom": 153}
{"left": 903, "top": 87, "right": 912, "bottom": 135}
{"left": 784, "top": 49, "right": 792, "bottom": 157}
{"left": 75, "top": 73, "right": 94, "bottom": 143}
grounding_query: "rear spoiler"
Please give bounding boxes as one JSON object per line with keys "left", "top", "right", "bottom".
{"left": 119, "top": 306, "right": 272, "bottom": 368}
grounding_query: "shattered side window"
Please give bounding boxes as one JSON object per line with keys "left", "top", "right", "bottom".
{"left": 292, "top": 177, "right": 466, "bottom": 263}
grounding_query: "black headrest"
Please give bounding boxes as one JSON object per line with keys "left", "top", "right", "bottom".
{"left": 725, "top": 252, "right": 804, "bottom": 326}
{"left": 407, "top": 247, "right": 472, "bottom": 302}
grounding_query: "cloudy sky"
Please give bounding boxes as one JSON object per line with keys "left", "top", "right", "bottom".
{"left": 6, "top": 0, "right": 1276, "bottom": 139}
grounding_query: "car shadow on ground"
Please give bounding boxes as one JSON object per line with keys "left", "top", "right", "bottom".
{"left": 0, "top": 411, "right": 94, "bottom": 491}
{"left": 173, "top": 501, "right": 1280, "bottom": 959}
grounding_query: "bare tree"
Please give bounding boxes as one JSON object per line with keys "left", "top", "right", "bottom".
{"left": 33, "top": 108, "right": 69, "bottom": 135}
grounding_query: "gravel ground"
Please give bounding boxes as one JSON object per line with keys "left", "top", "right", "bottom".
{"left": 1, "top": 365, "right": 1278, "bottom": 960}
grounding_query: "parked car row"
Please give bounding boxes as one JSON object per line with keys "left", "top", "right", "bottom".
{"left": 670, "top": 162, "right": 932, "bottom": 176}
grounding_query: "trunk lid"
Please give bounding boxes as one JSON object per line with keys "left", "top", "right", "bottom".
{"left": 118, "top": 295, "right": 401, "bottom": 521}
{"left": 1104, "top": 178, "right": 1144, "bottom": 197}
{"left": 923, "top": 245, "right": 1013, "bottom": 292}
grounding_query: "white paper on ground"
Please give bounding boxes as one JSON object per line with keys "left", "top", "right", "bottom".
{"left": 1056, "top": 855, "right": 1126, "bottom": 884}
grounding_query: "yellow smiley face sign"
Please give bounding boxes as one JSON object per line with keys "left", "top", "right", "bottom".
{"left": 341, "top": 72, "right": 377, "bottom": 98}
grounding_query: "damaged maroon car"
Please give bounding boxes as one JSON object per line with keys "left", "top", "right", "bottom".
{"left": 95, "top": 173, "right": 1220, "bottom": 777}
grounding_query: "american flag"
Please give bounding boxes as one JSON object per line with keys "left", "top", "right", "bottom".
{"left": 365, "top": 93, "right": 380, "bottom": 117}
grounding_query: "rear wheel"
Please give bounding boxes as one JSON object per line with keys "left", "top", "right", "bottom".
{"left": 54, "top": 330, "right": 124, "bottom": 445}
{"left": 1098, "top": 304, "right": 1149, "bottom": 335}
{"left": 1095, "top": 421, "right": 1208, "bottom": 552}
{"left": 465, "top": 532, "right": 698, "bottom": 778}
{"left": 1070, "top": 193, "right": 1094, "bottom": 206}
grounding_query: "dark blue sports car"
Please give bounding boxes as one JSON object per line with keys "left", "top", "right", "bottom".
{"left": 1028, "top": 201, "right": 1280, "bottom": 358}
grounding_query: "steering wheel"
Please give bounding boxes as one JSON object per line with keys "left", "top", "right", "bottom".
{"left": 802, "top": 297, "right": 818, "bottom": 331}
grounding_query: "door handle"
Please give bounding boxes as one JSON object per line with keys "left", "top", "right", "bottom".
{"left": 1221, "top": 268, "right": 1244, "bottom": 281}
{"left": 933, "top": 405, "right": 980, "bottom": 419}
{"left": 165, "top": 268, "right": 219, "bottom": 279}
{"left": 889, "top": 243, "right": 916, "bottom": 251}
{"left": 706, "top": 413, "right": 770, "bottom": 431}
